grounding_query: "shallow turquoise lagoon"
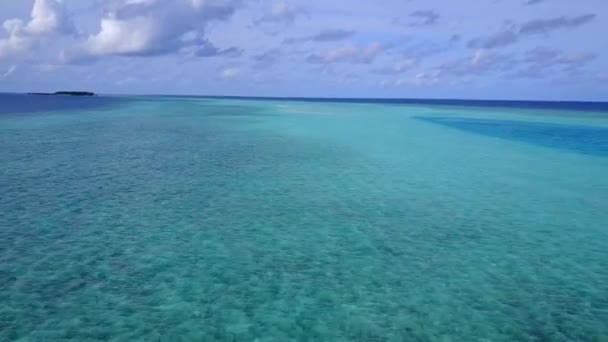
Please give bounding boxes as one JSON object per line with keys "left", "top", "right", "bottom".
{"left": 1, "top": 95, "right": 607, "bottom": 341}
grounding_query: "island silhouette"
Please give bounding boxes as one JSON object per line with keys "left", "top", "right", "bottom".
{"left": 28, "top": 91, "right": 95, "bottom": 96}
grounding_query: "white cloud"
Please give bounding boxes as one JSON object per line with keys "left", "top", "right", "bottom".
{"left": 27, "top": 0, "right": 74, "bottom": 35}
{"left": 0, "top": 0, "right": 74, "bottom": 59}
{"left": 220, "top": 67, "right": 241, "bottom": 79}
{"left": 65, "top": 0, "right": 241, "bottom": 60}
{"left": 375, "top": 58, "right": 417, "bottom": 74}
{"left": 87, "top": 16, "right": 160, "bottom": 56}
{"left": 0, "top": 0, "right": 604, "bottom": 99}
{"left": 255, "top": 2, "right": 307, "bottom": 26}
{"left": 2, "top": 65, "right": 17, "bottom": 77}
{"left": 471, "top": 49, "right": 489, "bottom": 66}
{"left": 410, "top": 71, "right": 440, "bottom": 86}
{"left": 307, "top": 42, "right": 391, "bottom": 64}
{"left": 0, "top": 20, "right": 33, "bottom": 58}
{"left": 438, "top": 50, "right": 516, "bottom": 77}
{"left": 391, "top": 71, "right": 440, "bottom": 87}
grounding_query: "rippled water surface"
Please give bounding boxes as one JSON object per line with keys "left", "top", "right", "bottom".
{"left": 1, "top": 95, "right": 607, "bottom": 341}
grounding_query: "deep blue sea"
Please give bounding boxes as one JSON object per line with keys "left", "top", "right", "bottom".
{"left": 1, "top": 93, "right": 607, "bottom": 341}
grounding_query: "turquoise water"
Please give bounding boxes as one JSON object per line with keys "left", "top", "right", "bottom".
{"left": 1, "top": 95, "right": 607, "bottom": 341}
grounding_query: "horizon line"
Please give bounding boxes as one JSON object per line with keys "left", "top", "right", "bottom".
{"left": 3, "top": 91, "right": 608, "bottom": 104}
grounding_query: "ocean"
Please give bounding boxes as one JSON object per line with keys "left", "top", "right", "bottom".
{"left": 1, "top": 93, "right": 607, "bottom": 341}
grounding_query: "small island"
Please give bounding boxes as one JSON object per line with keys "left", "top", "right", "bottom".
{"left": 28, "top": 91, "right": 96, "bottom": 97}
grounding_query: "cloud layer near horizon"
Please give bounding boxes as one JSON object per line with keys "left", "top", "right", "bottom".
{"left": 0, "top": 0, "right": 606, "bottom": 100}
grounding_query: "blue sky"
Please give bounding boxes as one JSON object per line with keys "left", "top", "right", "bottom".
{"left": 0, "top": 0, "right": 606, "bottom": 100}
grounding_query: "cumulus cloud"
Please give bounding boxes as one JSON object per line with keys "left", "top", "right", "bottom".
{"left": 2, "top": 0, "right": 242, "bottom": 63}
{"left": 27, "top": 0, "right": 74, "bottom": 35}
{"left": 81, "top": 0, "right": 241, "bottom": 58}
{"left": 0, "top": 1, "right": 604, "bottom": 97}
{"left": 306, "top": 42, "right": 391, "bottom": 64}
{"left": 0, "top": 21, "right": 32, "bottom": 58}
{"left": 468, "top": 14, "right": 596, "bottom": 49}
{"left": 0, "top": 0, "right": 74, "bottom": 59}
{"left": 254, "top": 2, "right": 307, "bottom": 26}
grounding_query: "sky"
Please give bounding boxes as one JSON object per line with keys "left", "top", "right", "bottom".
{"left": 0, "top": 0, "right": 606, "bottom": 101}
